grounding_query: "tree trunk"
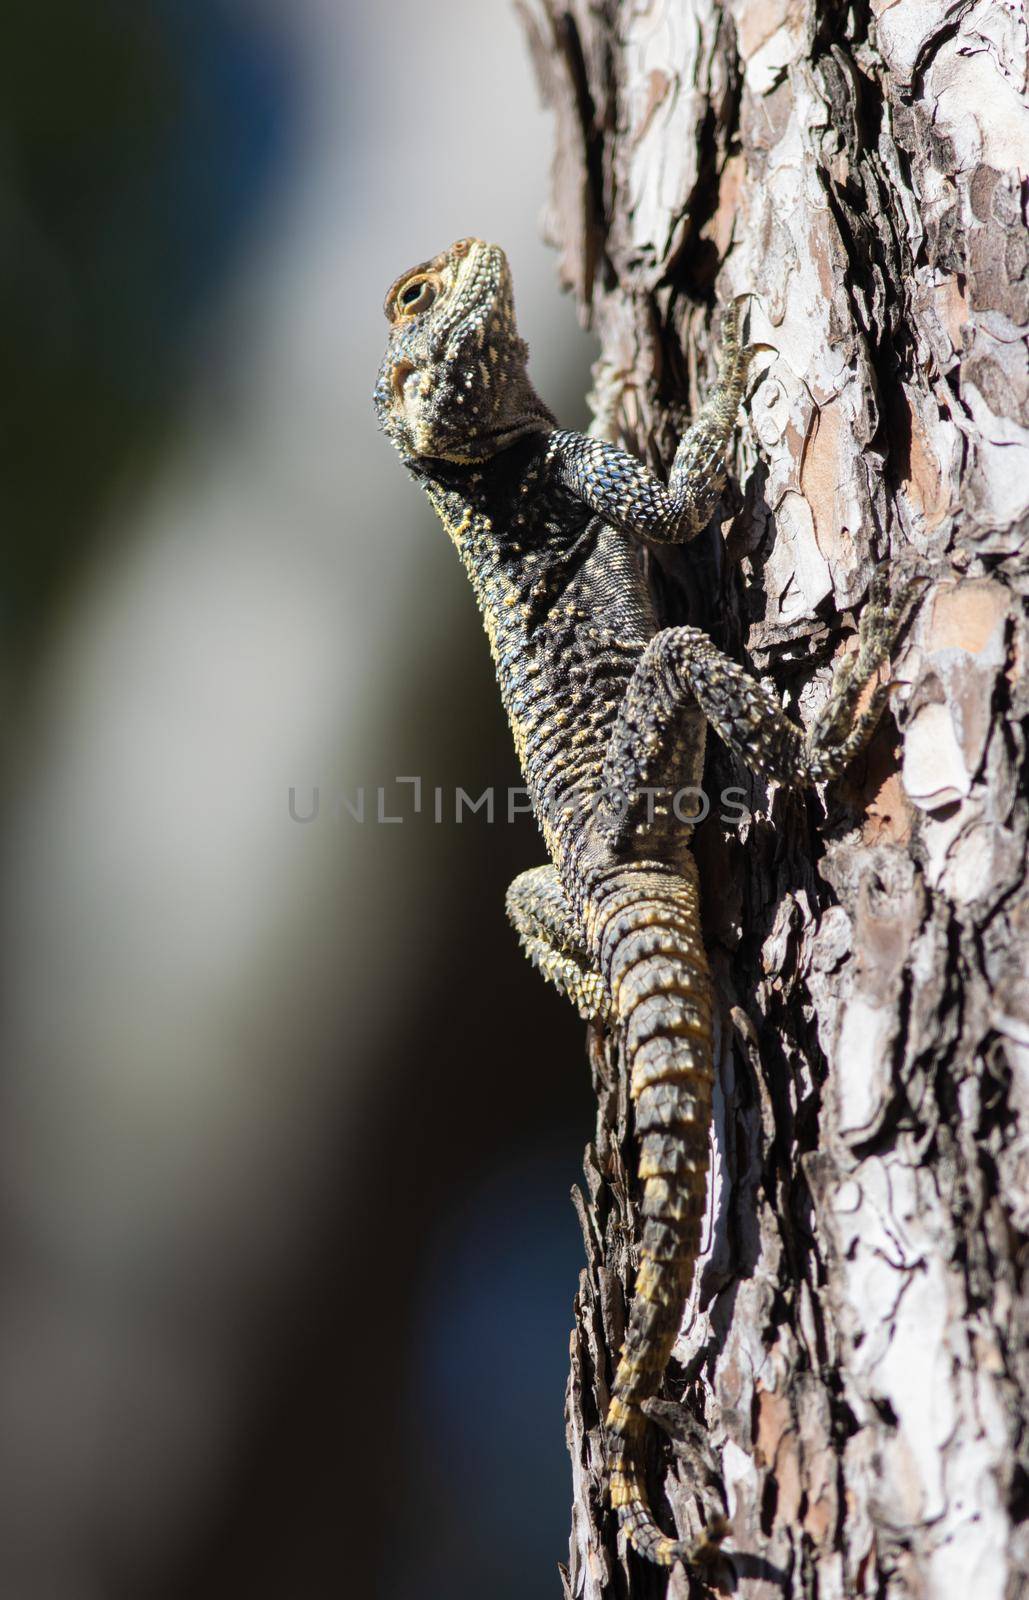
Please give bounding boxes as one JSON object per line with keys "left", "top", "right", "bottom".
{"left": 516, "top": 4, "right": 1029, "bottom": 1596}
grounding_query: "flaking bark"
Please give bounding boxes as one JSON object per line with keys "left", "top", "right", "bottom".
{"left": 516, "top": 3, "right": 1029, "bottom": 1597}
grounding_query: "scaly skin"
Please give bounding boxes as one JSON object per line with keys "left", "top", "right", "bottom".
{"left": 374, "top": 238, "right": 918, "bottom": 1570}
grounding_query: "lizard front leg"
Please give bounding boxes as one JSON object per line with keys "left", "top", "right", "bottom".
{"left": 506, "top": 865, "right": 612, "bottom": 1024}
{"left": 545, "top": 302, "right": 750, "bottom": 544}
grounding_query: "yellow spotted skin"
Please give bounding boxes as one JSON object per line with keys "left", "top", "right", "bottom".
{"left": 375, "top": 239, "right": 919, "bottom": 1570}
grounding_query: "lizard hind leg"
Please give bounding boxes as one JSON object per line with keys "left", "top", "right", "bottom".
{"left": 597, "top": 568, "right": 923, "bottom": 817}
{"left": 506, "top": 866, "right": 611, "bottom": 1023}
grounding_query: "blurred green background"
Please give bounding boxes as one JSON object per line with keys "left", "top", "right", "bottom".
{"left": 0, "top": 3, "right": 599, "bottom": 1596}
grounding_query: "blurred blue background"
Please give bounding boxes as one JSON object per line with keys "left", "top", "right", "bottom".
{"left": 0, "top": 3, "right": 599, "bottom": 1595}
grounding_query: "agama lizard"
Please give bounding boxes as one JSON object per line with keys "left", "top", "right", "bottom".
{"left": 374, "top": 237, "right": 916, "bottom": 1571}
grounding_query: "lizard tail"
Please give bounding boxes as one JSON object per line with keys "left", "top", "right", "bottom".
{"left": 590, "top": 858, "right": 726, "bottom": 1567}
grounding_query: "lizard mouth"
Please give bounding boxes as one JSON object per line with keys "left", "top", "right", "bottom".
{"left": 416, "top": 414, "right": 543, "bottom": 464}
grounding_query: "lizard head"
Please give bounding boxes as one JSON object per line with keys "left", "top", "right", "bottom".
{"left": 374, "top": 237, "right": 555, "bottom": 464}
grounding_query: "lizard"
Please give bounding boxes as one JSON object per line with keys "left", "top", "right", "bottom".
{"left": 373, "top": 236, "right": 918, "bottom": 1571}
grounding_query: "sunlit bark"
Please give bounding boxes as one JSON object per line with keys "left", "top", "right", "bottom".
{"left": 518, "top": 4, "right": 1029, "bottom": 1595}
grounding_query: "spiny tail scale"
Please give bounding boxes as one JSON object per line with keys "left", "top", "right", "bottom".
{"left": 587, "top": 857, "right": 721, "bottom": 1566}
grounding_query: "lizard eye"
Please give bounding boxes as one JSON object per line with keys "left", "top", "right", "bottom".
{"left": 396, "top": 276, "right": 439, "bottom": 317}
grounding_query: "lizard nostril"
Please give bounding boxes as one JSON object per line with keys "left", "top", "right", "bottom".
{"left": 391, "top": 360, "right": 416, "bottom": 400}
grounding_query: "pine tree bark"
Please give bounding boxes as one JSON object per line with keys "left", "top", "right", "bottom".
{"left": 516, "top": 4, "right": 1029, "bottom": 1597}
